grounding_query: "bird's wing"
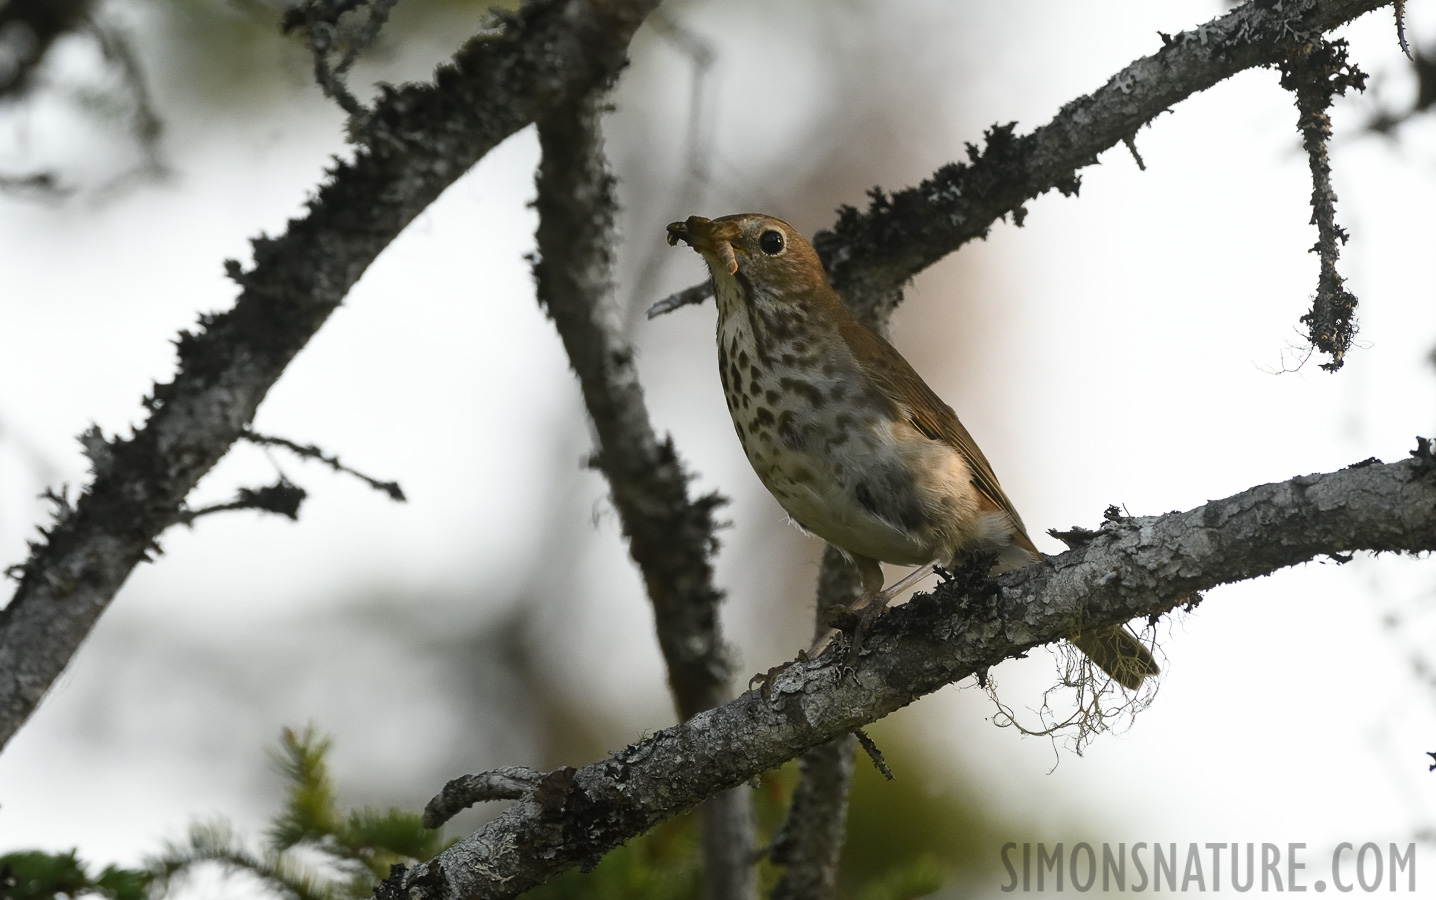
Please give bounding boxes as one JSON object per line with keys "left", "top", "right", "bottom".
{"left": 838, "top": 314, "right": 1039, "bottom": 554}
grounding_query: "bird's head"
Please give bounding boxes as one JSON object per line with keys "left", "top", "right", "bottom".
{"left": 666, "top": 213, "right": 830, "bottom": 303}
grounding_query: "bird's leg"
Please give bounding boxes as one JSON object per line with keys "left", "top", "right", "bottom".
{"left": 821, "top": 557, "right": 939, "bottom": 667}
{"left": 876, "top": 561, "right": 939, "bottom": 600}
{"left": 755, "top": 558, "right": 940, "bottom": 697}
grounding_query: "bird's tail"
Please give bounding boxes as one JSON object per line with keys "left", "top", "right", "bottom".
{"left": 1070, "top": 625, "right": 1159, "bottom": 690}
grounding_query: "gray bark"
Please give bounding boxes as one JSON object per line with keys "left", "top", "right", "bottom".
{"left": 388, "top": 451, "right": 1436, "bottom": 899}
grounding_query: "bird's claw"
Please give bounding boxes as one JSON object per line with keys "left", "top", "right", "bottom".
{"left": 840, "top": 603, "right": 886, "bottom": 669}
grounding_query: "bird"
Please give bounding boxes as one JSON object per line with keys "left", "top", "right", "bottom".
{"left": 665, "top": 212, "right": 1158, "bottom": 689}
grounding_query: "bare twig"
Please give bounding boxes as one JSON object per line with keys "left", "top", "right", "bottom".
{"left": 646, "top": 281, "right": 714, "bottom": 318}
{"left": 242, "top": 430, "right": 405, "bottom": 502}
{"left": 533, "top": 90, "right": 752, "bottom": 898}
{"left": 1122, "top": 134, "right": 1147, "bottom": 171}
{"left": 816, "top": 0, "right": 1392, "bottom": 321}
{"left": 625, "top": 11, "right": 716, "bottom": 327}
{"left": 175, "top": 480, "right": 307, "bottom": 526}
{"left": 0, "top": 0, "right": 664, "bottom": 754}
{"left": 1395, "top": 0, "right": 1411, "bottom": 59}
{"left": 378, "top": 450, "right": 1436, "bottom": 900}
{"left": 852, "top": 729, "right": 893, "bottom": 781}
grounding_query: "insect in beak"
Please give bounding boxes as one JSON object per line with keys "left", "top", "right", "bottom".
{"left": 667, "top": 217, "right": 740, "bottom": 275}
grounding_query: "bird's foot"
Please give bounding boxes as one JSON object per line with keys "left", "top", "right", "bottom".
{"left": 822, "top": 601, "right": 887, "bottom": 669}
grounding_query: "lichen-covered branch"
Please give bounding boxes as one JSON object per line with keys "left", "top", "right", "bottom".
{"left": 282, "top": 0, "right": 403, "bottom": 117}
{"left": 0, "top": 0, "right": 662, "bottom": 753}
{"left": 819, "top": 0, "right": 1390, "bottom": 321}
{"left": 424, "top": 768, "right": 545, "bottom": 828}
{"left": 649, "top": 0, "right": 1394, "bottom": 325}
{"left": 532, "top": 90, "right": 753, "bottom": 900}
{"left": 768, "top": 728, "right": 857, "bottom": 900}
{"left": 533, "top": 92, "right": 732, "bottom": 740}
{"left": 379, "top": 447, "right": 1436, "bottom": 900}
{"left": 1280, "top": 38, "right": 1367, "bottom": 371}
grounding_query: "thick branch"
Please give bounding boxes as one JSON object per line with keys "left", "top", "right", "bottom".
{"left": 533, "top": 91, "right": 752, "bottom": 899}
{"left": 649, "top": 0, "right": 1393, "bottom": 321}
{"left": 0, "top": 0, "right": 662, "bottom": 753}
{"left": 534, "top": 95, "right": 731, "bottom": 722}
{"left": 380, "top": 450, "right": 1436, "bottom": 900}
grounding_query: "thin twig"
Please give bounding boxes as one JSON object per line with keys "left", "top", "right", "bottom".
{"left": 1122, "top": 134, "right": 1147, "bottom": 171}
{"left": 646, "top": 281, "right": 713, "bottom": 318}
{"left": 625, "top": 10, "right": 716, "bottom": 328}
{"left": 175, "top": 480, "right": 307, "bottom": 526}
{"left": 852, "top": 729, "right": 894, "bottom": 781}
{"left": 242, "top": 430, "right": 405, "bottom": 502}
{"left": 1395, "top": 0, "right": 1412, "bottom": 60}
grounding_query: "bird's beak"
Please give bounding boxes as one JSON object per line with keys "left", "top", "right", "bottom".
{"left": 666, "top": 216, "right": 741, "bottom": 275}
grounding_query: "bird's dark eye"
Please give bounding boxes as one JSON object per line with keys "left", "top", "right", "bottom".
{"left": 759, "top": 230, "right": 785, "bottom": 255}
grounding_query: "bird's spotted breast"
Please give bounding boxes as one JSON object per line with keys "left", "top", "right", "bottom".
{"left": 713, "top": 293, "right": 941, "bottom": 563}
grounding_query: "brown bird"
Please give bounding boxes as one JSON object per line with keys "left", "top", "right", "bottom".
{"left": 666, "top": 212, "right": 1158, "bottom": 689}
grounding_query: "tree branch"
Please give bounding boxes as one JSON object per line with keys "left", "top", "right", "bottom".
{"left": 533, "top": 86, "right": 752, "bottom": 900}
{"left": 283, "top": 0, "right": 403, "bottom": 118}
{"left": 380, "top": 448, "right": 1436, "bottom": 900}
{"left": 1280, "top": 38, "right": 1367, "bottom": 371}
{"left": 173, "top": 480, "right": 307, "bottom": 526}
{"left": 241, "top": 430, "right": 405, "bottom": 502}
{"left": 647, "top": 0, "right": 1394, "bottom": 323}
{"left": 768, "top": 731, "right": 857, "bottom": 900}
{"left": 0, "top": 0, "right": 662, "bottom": 753}
{"left": 424, "top": 768, "right": 545, "bottom": 828}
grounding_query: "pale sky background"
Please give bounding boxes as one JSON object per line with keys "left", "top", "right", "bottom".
{"left": 2, "top": 1, "right": 1435, "bottom": 896}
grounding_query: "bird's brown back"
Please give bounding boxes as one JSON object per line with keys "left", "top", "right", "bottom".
{"left": 833, "top": 307, "right": 1042, "bottom": 559}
